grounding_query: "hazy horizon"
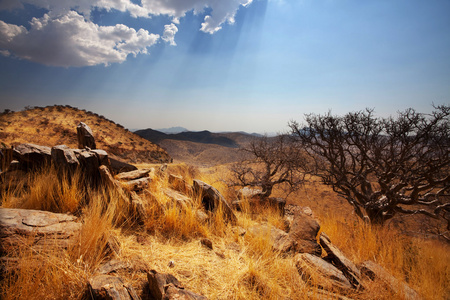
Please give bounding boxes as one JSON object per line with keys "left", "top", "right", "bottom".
{"left": 1, "top": 0, "right": 449, "bottom": 133}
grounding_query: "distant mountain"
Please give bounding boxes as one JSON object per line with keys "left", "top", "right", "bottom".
{"left": 156, "top": 126, "right": 189, "bottom": 134}
{"left": 135, "top": 129, "right": 240, "bottom": 148}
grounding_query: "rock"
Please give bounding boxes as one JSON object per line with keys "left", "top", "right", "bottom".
{"left": 97, "top": 259, "right": 131, "bottom": 275}
{"left": 13, "top": 143, "right": 51, "bottom": 169}
{"left": 109, "top": 158, "right": 138, "bottom": 174}
{"left": 147, "top": 270, "right": 183, "bottom": 300}
{"left": 121, "top": 177, "right": 151, "bottom": 192}
{"left": 247, "top": 224, "right": 292, "bottom": 252}
{"left": 237, "top": 187, "right": 264, "bottom": 199}
{"left": 168, "top": 174, "right": 192, "bottom": 195}
{"left": 295, "top": 253, "right": 353, "bottom": 291}
{"left": 77, "top": 122, "right": 96, "bottom": 149}
{"left": 74, "top": 149, "right": 104, "bottom": 185}
{"left": 163, "top": 283, "right": 208, "bottom": 300}
{"left": 359, "top": 261, "right": 422, "bottom": 300}
{"left": 89, "top": 274, "right": 139, "bottom": 300}
{"left": 116, "top": 169, "right": 153, "bottom": 181}
{"left": 200, "top": 238, "right": 213, "bottom": 250}
{"left": 287, "top": 212, "right": 322, "bottom": 255}
{"left": 195, "top": 210, "right": 209, "bottom": 223}
{"left": 192, "top": 180, "right": 237, "bottom": 224}
{"left": 51, "top": 145, "right": 79, "bottom": 171}
{"left": 0, "top": 208, "right": 81, "bottom": 255}
{"left": 163, "top": 188, "right": 193, "bottom": 208}
{"left": 320, "top": 232, "right": 362, "bottom": 288}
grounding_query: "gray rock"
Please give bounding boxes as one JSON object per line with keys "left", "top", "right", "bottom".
{"left": 121, "top": 177, "right": 151, "bottom": 192}
{"left": 295, "top": 253, "right": 353, "bottom": 291}
{"left": 163, "top": 283, "right": 208, "bottom": 300}
{"left": 77, "top": 122, "right": 96, "bottom": 149}
{"left": 287, "top": 211, "right": 322, "bottom": 255}
{"left": 51, "top": 145, "right": 79, "bottom": 170}
{"left": 109, "top": 158, "right": 138, "bottom": 174}
{"left": 162, "top": 188, "right": 193, "bottom": 208}
{"left": 320, "top": 232, "right": 362, "bottom": 288}
{"left": 89, "top": 274, "right": 139, "bottom": 300}
{"left": 193, "top": 180, "right": 237, "bottom": 224}
{"left": 116, "top": 168, "right": 153, "bottom": 181}
{"left": 13, "top": 143, "right": 51, "bottom": 169}
{"left": 359, "top": 260, "right": 422, "bottom": 300}
{"left": 147, "top": 270, "right": 182, "bottom": 300}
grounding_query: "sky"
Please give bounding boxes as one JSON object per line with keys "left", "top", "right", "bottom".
{"left": 0, "top": 0, "right": 449, "bottom": 133}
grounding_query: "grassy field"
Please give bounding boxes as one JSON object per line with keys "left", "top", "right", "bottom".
{"left": 1, "top": 163, "right": 448, "bottom": 299}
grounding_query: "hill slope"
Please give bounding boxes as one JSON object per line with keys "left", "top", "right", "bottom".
{"left": 0, "top": 105, "right": 171, "bottom": 164}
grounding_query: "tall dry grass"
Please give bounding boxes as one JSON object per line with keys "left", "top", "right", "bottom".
{"left": 1, "top": 166, "right": 85, "bottom": 214}
{"left": 1, "top": 164, "right": 449, "bottom": 299}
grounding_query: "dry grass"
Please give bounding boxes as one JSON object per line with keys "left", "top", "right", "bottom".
{"left": 1, "top": 164, "right": 449, "bottom": 300}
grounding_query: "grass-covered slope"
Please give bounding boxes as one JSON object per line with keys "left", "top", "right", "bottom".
{"left": 0, "top": 105, "right": 171, "bottom": 164}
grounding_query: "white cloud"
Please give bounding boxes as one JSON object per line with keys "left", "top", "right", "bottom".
{"left": 0, "top": 11, "right": 159, "bottom": 67}
{"left": 0, "top": 0, "right": 253, "bottom": 66}
{"left": 162, "top": 23, "right": 178, "bottom": 46}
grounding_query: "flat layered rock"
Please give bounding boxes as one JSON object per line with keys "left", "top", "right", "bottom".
{"left": 116, "top": 168, "right": 153, "bottom": 181}
{"left": 0, "top": 208, "right": 81, "bottom": 254}
{"left": 320, "top": 233, "right": 362, "bottom": 288}
{"left": 295, "top": 253, "right": 353, "bottom": 292}
{"left": 13, "top": 143, "right": 51, "bottom": 169}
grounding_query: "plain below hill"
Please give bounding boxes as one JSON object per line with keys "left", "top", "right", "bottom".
{"left": 0, "top": 105, "right": 171, "bottom": 164}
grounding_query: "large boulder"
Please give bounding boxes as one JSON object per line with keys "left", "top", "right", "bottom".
{"left": 359, "top": 261, "right": 422, "bottom": 300}
{"left": 295, "top": 253, "right": 353, "bottom": 292}
{"left": 77, "top": 122, "right": 96, "bottom": 149}
{"left": 0, "top": 208, "right": 81, "bottom": 255}
{"left": 13, "top": 143, "right": 51, "bottom": 170}
{"left": 193, "top": 180, "right": 237, "bottom": 224}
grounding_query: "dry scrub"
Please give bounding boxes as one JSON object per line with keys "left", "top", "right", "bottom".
{"left": 1, "top": 164, "right": 449, "bottom": 299}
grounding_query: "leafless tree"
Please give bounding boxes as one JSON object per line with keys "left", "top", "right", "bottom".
{"left": 290, "top": 106, "right": 449, "bottom": 232}
{"left": 230, "top": 134, "right": 308, "bottom": 198}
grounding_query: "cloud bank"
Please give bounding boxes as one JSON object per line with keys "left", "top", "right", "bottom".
{"left": 0, "top": 0, "right": 253, "bottom": 66}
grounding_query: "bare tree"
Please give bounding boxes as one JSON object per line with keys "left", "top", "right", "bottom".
{"left": 290, "top": 106, "right": 450, "bottom": 230}
{"left": 230, "top": 134, "right": 307, "bottom": 198}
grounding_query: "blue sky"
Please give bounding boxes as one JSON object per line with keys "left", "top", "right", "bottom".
{"left": 0, "top": 0, "right": 449, "bottom": 133}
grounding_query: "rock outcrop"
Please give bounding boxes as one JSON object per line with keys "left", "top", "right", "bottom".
{"left": 193, "top": 180, "right": 237, "bottom": 224}
{"left": 77, "top": 122, "right": 96, "bottom": 149}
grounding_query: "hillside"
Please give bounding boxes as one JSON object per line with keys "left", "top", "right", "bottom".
{"left": 0, "top": 105, "right": 171, "bottom": 164}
